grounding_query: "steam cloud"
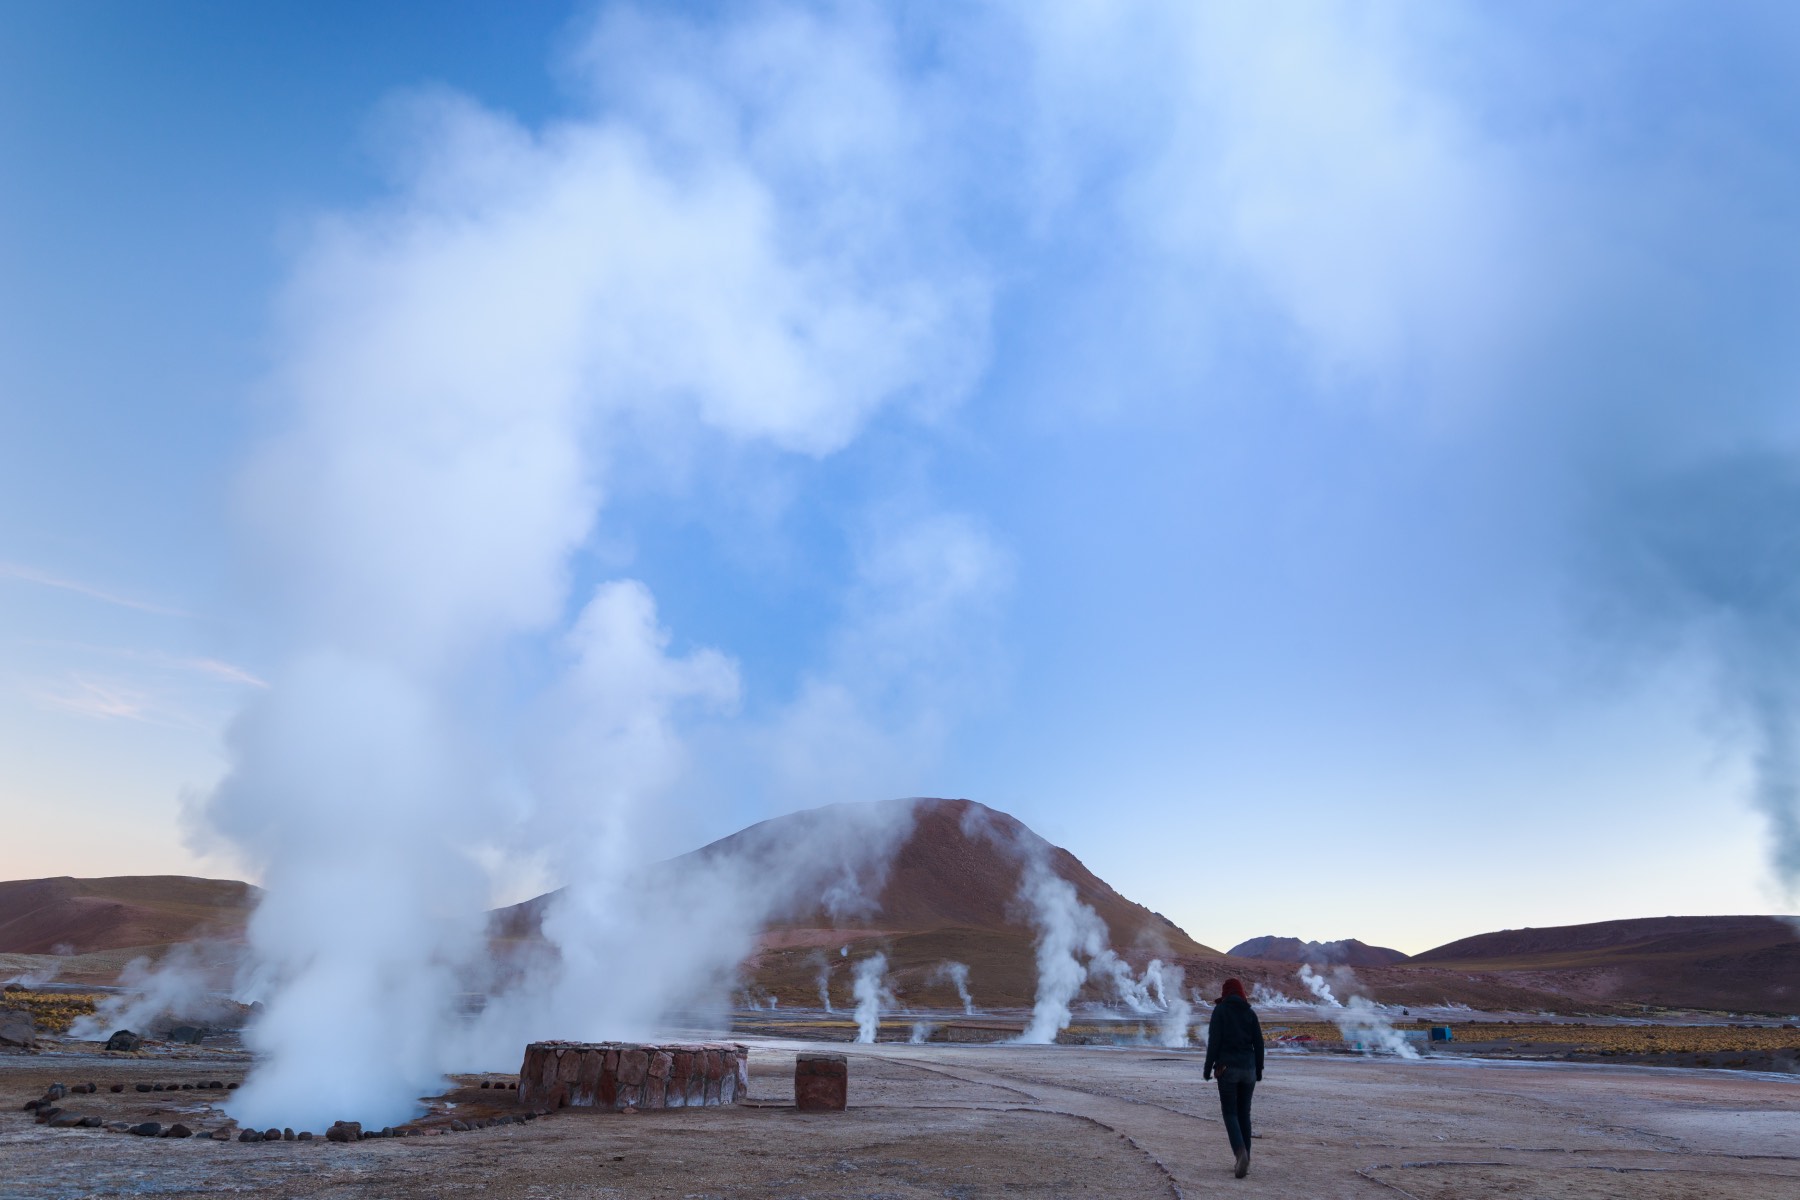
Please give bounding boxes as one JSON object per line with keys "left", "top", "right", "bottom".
{"left": 1298, "top": 964, "right": 1417, "bottom": 1059}
{"left": 69, "top": 943, "right": 241, "bottom": 1041}
{"left": 929, "top": 960, "right": 975, "bottom": 1015}
{"left": 852, "top": 952, "right": 892, "bottom": 1044}
{"left": 1005, "top": 832, "right": 1188, "bottom": 1046}
{"left": 199, "top": 4, "right": 990, "bottom": 1130}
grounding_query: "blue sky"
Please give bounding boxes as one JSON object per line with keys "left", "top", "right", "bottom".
{"left": 4, "top": 1, "right": 1798, "bottom": 955}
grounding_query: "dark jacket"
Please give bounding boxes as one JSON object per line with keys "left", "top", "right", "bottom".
{"left": 1204, "top": 994, "right": 1264, "bottom": 1080}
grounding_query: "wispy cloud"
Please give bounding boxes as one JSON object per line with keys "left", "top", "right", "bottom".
{"left": 12, "top": 639, "right": 268, "bottom": 688}
{"left": 0, "top": 562, "right": 194, "bottom": 618}
{"left": 31, "top": 673, "right": 218, "bottom": 732}
{"left": 35, "top": 675, "right": 154, "bottom": 722}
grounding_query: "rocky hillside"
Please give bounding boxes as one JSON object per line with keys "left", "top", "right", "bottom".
{"left": 0, "top": 876, "right": 256, "bottom": 956}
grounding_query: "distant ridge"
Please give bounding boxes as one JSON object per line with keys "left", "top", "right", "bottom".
{"left": 0, "top": 875, "right": 257, "bottom": 957}
{"left": 1229, "top": 935, "right": 1409, "bottom": 967}
{"left": 3, "top": 839, "right": 1796, "bottom": 1014}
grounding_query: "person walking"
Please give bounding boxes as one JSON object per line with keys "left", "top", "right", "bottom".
{"left": 1203, "top": 977, "right": 1264, "bottom": 1178}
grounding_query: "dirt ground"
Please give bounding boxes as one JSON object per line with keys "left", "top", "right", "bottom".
{"left": 3, "top": 1040, "right": 1797, "bottom": 1199}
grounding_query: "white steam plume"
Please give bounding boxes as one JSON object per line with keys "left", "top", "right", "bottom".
{"left": 1151, "top": 961, "right": 1192, "bottom": 1048}
{"left": 68, "top": 943, "right": 241, "bottom": 1040}
{"left": 812, "top": 952, "right": 835, "bottom": 1013}
{"left": 852, "top": 952, "right": 892, "bottom": 1044}
{"left": 1297, "top": 964, "right": 1416, "bottom": 1059}
{"left": 929, "top": 960, "right": 974, "bottom": 1015}
{"left": 1016, "top": 857, "right": 1109, "bottom": 1043}
{"left": 197, "top": 3, "right": 986, "bottom": 1131}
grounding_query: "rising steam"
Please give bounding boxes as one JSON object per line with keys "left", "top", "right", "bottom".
{"left": 1298, "top": 964, "right": 1417, "bottom": 1058}
{"left": 198, "top": 3, "right": 987, "bottom": 1130}
{"left": 929, "top": 960, "right": 975, "bottom": 1015}
{"left": 852, "top": 952, "right": 893, "bottom": 1044}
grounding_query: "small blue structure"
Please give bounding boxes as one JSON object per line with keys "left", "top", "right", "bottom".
{"left": 1429, "top": 1025, "right": 1454, "bottom": 1043}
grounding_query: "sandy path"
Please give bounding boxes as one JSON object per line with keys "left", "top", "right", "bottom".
{"left": 2, "top": 1043, "right": 1795, "bottom": 1197}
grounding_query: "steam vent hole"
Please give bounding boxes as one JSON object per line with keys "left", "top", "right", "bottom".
{"left": 518, "top": 1041, "right": 749, "bottom": 1110}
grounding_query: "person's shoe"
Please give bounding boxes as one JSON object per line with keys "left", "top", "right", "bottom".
{"left": 1234, "top": 1150, "right": 1250, "bottom": 1178}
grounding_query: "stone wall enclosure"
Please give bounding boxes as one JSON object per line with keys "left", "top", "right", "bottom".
{"left": 518, "top": 1041, "right": 749, "bottom": 1111}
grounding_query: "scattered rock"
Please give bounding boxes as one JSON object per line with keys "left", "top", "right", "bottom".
{"left": 262, "top": 1128, "right": 281, "bottom": 1141}
{"left": 79, "top": 1116, "right": 103, "bottom": 1128}
{"left": 105, "top": 1030, "right": 143, "bottom": 1052}
{"left": 42, "top": 1083, "right": 66, "bottom": 1101}
{"left": 131, "top": 1122, "right": 162, "bottom": 1137}
{"left": 22, "top": 1099, "right": 39, "bottom": 1112}
{"left": 449, "top": 1120, "right": 468, "bottom": 1132}
{"left": 48, "top": 1114, "right": 84, "bottom": 1128}
{"left": 108, "top": 1122, "right": 131, "bottom": 1132}
{"left": 209, "top": 1129, "right": 233, "bottom": 1141}
{"left": 166, "top": 1123, "right": 193, "bottom": 1138}
{"left": 165, "top": 1025, "right": 206, "bottom": 1045}
{"left": 135, "top": 1083, "right": 152, "bottom": 1093}
{"left": 35, "top": 1106, "right": 61, "bottom": 1123}
{"left": 238, "top": 1129, "right": 260, "bottom": 1143}
{"left": 480, "top": 1081, "right": 491, "bottom": 1088}
{"left": 297, "top": 1131, "right": 314, "bottom": 1141}
{"left": 0, "top": 1011, "right": 36, "bottom": 1049}
{"left": 226, "top": 1082, "right": 239, "bottom": 1090}
{"left": 282, "top": 1127, "right": 295, "bottom": 1141}
{"left": 110, "top": 1084, "right": 123, "bottom": 1093}
{"left": 325, "top": 1121, "right": 361, "bottom": 1143}
{"left": 152, "top": 1084, "right": 165, "bottom": 1092}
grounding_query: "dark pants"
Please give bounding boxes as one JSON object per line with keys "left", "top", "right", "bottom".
{"left": 1216, "top": 1069, "right": 1255, "bottom": 1154}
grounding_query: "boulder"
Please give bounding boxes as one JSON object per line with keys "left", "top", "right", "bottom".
{"left": 79, "top": 1116, "right": 103, "bottom": 1128}
{"left": 165, "top": 1025, "right": 206, "bottom": 1045}
{"left": 110, "top": 1084, "right": 123, "bottom": 1093}
{"left": 325, "top": 1121, "right": 361, "bottom": 1143}
{"left": 237, "top": 1129, "right": 260, "bottom": 1143}
{"left": 105, "top": 1030, "right": 143, "bottom": 1052}
{"left": 130, "top": 1122, "right": 162, "bottom": 1137}
{"left": 48, "top": 1114, "right": 84, "bottom": 1128}
{"left": 0, "top": 1011, "right": 35, "bottom": 1049}
{"left": 166, "top": 1123, "right": 193, "bottom": 1138}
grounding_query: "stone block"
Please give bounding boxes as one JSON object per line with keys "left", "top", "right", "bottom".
{"left": 795, "top": 1053, "right": 847, "bottom": 1112}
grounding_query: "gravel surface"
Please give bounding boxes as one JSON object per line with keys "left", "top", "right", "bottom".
{"left": 2, "top": 1040, "right": 1795, "bottom": 1198}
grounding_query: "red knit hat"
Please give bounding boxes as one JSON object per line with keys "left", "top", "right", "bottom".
{"left": 1221, "top": 978, "right": 1246, "bottom": 1000}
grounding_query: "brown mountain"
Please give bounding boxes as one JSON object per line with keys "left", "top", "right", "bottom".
{"left": 1229, "top": 936, "right": 1409, "bottom": 967}
{"left": 494, "top": 797, "right": 1221, "bottom": 1009}
{"left": 1402, "top": 915, "right": 1800, "bottom": 1014}
{"left": 0, "top": 875, "right": 257, "bottom": 956}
